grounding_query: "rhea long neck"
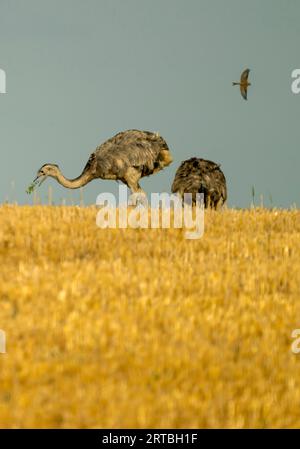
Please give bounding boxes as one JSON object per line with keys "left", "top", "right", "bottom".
{"left": 54, "top": 169, "right": 91, "bottom": 189}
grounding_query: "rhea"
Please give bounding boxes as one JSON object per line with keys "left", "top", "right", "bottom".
{"left": 171, "top": 157, "right": 227, "bottom": 209}
{"left": 33, "top": 129, "right": 173, "bottom": 196}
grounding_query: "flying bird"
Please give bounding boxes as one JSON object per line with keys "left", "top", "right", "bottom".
{"left": 33, "top": 129, "right": 173, "bottom": 196}
{"left": 171, "top": 157, "right": 227, "bottom": 209}
{"left": 233, "top": 68, "right": 251, "bottom": 100}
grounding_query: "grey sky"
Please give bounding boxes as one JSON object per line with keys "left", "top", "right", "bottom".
{"left": 0, "top": 0, "right": 299, "bottom": 207}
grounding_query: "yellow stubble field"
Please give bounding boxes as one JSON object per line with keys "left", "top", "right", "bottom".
{"left": 0, "top": 205, "right": 300, "bottom": 428}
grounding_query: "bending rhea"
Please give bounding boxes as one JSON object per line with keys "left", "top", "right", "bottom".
{"left": 171, "top": 157, "right": 227, "bottom": 209}
{"left": 33, "top": 129, "right": 173, "bottom": 196}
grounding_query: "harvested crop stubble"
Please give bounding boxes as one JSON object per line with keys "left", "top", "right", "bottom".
{"left": 0, "top": 205, "right": 300, "bottom": 428}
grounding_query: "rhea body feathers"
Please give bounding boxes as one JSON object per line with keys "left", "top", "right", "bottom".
{"left": 171, "top": 157, "right": 227, "bottom": 209}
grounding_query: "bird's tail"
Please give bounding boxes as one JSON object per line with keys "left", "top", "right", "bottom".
{"left": 153, "top": 149, "right": 173, "bottom": 173}
{"left": 232, "top": 82, "right": 239, "bottom": 86}
{"left": 160, "top": 149, "right": 173, "bottom": 167}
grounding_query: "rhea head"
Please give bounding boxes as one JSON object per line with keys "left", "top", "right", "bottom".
{"left": 34, "top": 164, "right": 60, "bottom": 185}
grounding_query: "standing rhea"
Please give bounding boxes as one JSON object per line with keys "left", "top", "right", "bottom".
{"left": 171, "top": 157, "right": 227, "bottom": 209}
{"left": 33, "top": 130, "right": 172, "bottom": 196}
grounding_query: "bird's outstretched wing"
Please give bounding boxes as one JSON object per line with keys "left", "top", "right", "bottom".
{"left": 240, "top": 85, "right": 248, "bottom": 100}
{"left": 240, "top": 68, "right": 250, "bottom": 82}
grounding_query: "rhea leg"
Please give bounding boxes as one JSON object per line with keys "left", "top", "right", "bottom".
{"left": 123, "top": 167, "right": 144, "bottom": 194}
{"left": 124, "top": 167, "right": 147, "bottom": 205}
{"left": 204, "top": 194, "right": 211, "bottom": 209}
{"left": 214, "top": 197, "right": 226, "bottom": 210}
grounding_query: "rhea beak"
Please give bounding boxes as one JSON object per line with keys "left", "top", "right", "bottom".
{"left": 33, "top": 174, "right": 48, "bottom": 186}
{"left": 38, "top": 175, "right": 48, "bottom": 186}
